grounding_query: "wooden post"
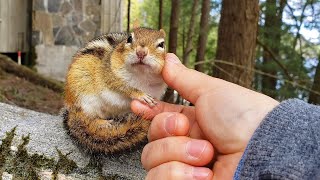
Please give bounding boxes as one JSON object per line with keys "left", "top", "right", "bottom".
{"left": 101, "top": 0, "right": 123, "bottom": 34}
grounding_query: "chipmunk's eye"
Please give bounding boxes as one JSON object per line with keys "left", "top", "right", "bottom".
{"left": 127, "top": 35, "right": 133, "bottom": 44}
{"left": 157, "top": 41, "right": 165, "bottom": 48}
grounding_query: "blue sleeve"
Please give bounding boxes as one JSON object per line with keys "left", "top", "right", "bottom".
{"left": 234, "top": 99, "right": 320, "bottom": 180}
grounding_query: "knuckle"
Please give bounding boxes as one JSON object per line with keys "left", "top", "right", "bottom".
{"left": 167, "top": 162, "right": 189, "bottom": 180}
{"left": 146, "top": 166, "right": 172, "bottom": 180}
{"left": 159, "top": 139, "right": 170, "bottom": 155}
{"left": 141, "top": 140, "right": 170, "bottom": 170}
{"left": 145, "top": 153, "right": 196, "bottom": 179}
{"left": 146, "top": 162, "right": 184, "bottom": 180}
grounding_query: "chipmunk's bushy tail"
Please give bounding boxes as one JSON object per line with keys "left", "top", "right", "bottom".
{"left": 62, "top": 107, "right": 150, "bottom": 154}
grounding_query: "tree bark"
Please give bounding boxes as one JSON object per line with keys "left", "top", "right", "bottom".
{"left": 163, "top": 0, "right": 181, "bottom": 103}
{"left": 158, "top": 0, "right": 163, "bottom": 29}
{"left": 194, "top": 0, "right": 210, "bottom": 72}
{"left": 261, "top": 0, "right": 286, "bottom": 98}
{"left": 309, "top": 59, "right": 320, "bottom": 104}
{"left": 213, "top": 0, "right": 259, "bottom": 88}
{"left": 182, "top": 0, "right": 199, "bottom": 66}
{"left": 168, "top": 0, "right": 180, "bottom": 53}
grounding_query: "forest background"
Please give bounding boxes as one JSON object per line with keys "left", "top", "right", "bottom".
{"left": 126, "top": 0, "right": 320, "bottom": 105}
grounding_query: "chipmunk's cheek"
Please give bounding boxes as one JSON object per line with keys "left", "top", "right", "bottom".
{"left": 144, "top": 55, "right": 164, "bottom": 74}
{"left": 126, "top": 53, "right": 139, "bottom": 65}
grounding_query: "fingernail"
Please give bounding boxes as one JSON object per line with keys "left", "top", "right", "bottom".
{"left": 192, "top": 167, "right": 210, "bottom": 180}
{"left": 165, "top": 114, "right": 176, "bottom": 135}
{"left": 186, "top": 140, "right": 207, "bottom": 159}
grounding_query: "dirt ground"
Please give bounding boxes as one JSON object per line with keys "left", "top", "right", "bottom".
{"left": 0, "top": 69, "right": 63, "bottom": 115}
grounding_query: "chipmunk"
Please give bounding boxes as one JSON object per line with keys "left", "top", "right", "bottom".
{"left": 63, "top": 27, "right": 167, "bottom": 154}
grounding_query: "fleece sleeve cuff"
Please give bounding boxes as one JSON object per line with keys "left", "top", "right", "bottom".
{"left": 234, "top": 99, "right": 320, "bottom": 180}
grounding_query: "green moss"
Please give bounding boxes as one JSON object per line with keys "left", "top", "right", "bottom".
{"left": 78, "top": 157, "right": 128, "bottom": 180}
{"left": 85, "top": 157, "right": 130, "bottom": 180}
{"left": 11, "top": 135, "right": 39, "bottom": 179}
{"left": 0, "top": 127, "right": 16, "bottom": 168}
{"left": 52, "top": 149, "right": 77, "bottom": 179}
{"left": 0, "top": 128, "right": 126, "bottom": 179}
{"left": 0, "top": 128, "right": 80, "bottom": 179}
{"left": 8, "top": 134, "right": 55, "bottom": 179}
{"left": 30, "top": 153, "right": 55, "bottom": 169}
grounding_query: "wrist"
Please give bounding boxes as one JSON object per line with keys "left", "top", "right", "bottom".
{"left": 239, "top": 96, "right": 279, "bottom": 150}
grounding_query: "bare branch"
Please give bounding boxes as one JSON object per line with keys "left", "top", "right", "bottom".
{"left": 256, "top": 38, "right": 293, "bottom": 81}
{"left": 195, "top": 59, "right": 320, "bottom": 96}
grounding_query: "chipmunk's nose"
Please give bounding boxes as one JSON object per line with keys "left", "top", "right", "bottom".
{"left": 136, "top": 46, "right": 148, "bottom": 60}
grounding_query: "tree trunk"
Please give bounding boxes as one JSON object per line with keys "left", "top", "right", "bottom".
{"left": 261, "top": 0, "right": 286, "bottom": 98}
{"left": 163, "top": 0, "right": 181, "bottom": 103}
{"left": 194, "top": 0, "right": 210, "bottom": 72}
{"left": 158, "top": 0, "right": 163, "bottom": 29}
{"left": 168, "top": 0, "right": 180, "bottom": 53}
{"left": 213, "top": 0, "right": 259, "bottom": 88}
{"left": 127, "top": 0, "right": 131, "bottom": 33}
{"left": 309, "top": 59, "right": 320, "bottom": 104}
{"left": 182, "top": 0, "right": 199, "bottom": 66}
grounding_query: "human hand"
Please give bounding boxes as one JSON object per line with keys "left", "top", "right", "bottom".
{"left": 131, "top": 53, "right": 279, "bottom": 179}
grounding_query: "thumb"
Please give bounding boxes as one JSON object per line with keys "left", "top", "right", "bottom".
{"left": 163, "top": 53, "right": 224, "bottom": 104}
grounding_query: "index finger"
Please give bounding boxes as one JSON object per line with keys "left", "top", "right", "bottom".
{"left": 131, "top": 100, "right": 195, "bottom": 121}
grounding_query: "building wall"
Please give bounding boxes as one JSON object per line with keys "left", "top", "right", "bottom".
{"left": 0, "top": 0, "right": 30, "bottom": 52}
{"left": 33, "top": 0, "right": 123, "bottom": 81}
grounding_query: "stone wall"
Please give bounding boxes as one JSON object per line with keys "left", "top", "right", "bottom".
{"left": 32, "top": 0, "right": 123, "bottom": 81}
{"left": 32, "top": 0, "right": 104, "bottom": 47}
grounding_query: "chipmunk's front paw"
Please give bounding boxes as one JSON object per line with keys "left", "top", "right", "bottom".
{"left": 136, "top": 94, "right": 157, "bottom": 107}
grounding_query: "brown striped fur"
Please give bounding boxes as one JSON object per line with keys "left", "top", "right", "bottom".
{"left": 63, "top": 107, "right": 150, "bottom": 153}
{"left": 63, "top": 28, "right": 166, "bottom": 154}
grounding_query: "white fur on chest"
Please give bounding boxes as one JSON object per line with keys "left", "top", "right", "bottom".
{"left": 118, "top": 70, "right": 167, "bottom": 99}
{"left": 80, "top": 90, "right": 131, "bottom": 118}
{"left": 79, "top": 65, "right": 166, "bottom": 119}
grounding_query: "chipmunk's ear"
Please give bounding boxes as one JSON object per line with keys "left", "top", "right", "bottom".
{"left": 106, "top": 35, "right": 116, "bottom": 47}
{"left": 105, "top": 33, "right": 127, "bottom": 47}
{"left": 159, "top": 29, "right": 166, "bottom": 38}
{"left": 132, "top": 19, "right": 140, "bottom": 29}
